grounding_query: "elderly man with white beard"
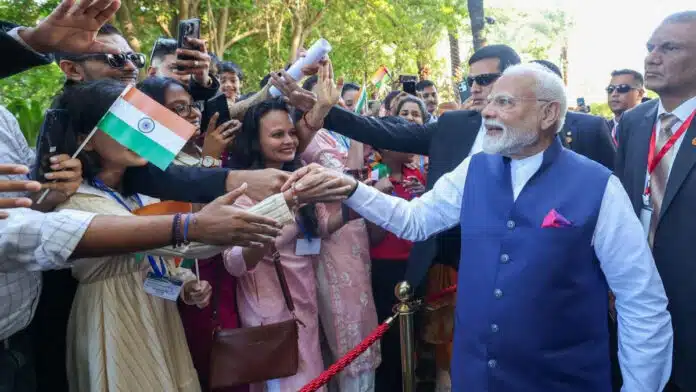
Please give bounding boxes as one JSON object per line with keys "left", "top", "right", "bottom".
{"left": 285, "top": 63, "right": 673, "bottom": 392}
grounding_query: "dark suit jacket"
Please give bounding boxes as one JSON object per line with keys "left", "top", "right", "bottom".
{"left": 1, "top": 22, "right": 53, "bottom": 79}
{"left": 324, "top": 107, "right": 615, "bottom": 287}
{"left": 614, "top": 99, "right": 696, "bottom": 390}
{"left": 560, "top": 111, "right": 616, "bottom": 170}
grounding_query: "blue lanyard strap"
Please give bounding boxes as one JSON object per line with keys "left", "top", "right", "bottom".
{"left": 92, "top": 178, "right": 166, "bottom": 277}
{"left": 296, "top": 218, "right": 313, "bottom": 241}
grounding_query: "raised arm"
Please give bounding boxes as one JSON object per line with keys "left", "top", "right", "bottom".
{"left": 287, "top": 159, "right": 470, "bottom": 242}
{"left": 276, "top": 60, "right": 436, "bottom": 156}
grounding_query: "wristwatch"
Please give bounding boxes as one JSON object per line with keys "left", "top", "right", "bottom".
{"left": 201, "top": 156, "right": 222, "bottom": 168}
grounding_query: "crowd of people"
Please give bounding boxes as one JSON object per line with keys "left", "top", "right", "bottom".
{"left": 1, "top": 1, "right": 696, "bottom": 392}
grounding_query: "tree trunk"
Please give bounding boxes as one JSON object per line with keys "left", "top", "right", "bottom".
{"left": 115, "top": 0, "right": 141, "bottom": 52}
{"left": 560, "top": 40, "right": 569, "bottom": 86}
{"left": 288, "top": 13, "right": 304, "bottom": 64}
{"left": 468, "top": 0, "right": 486, "bottom": 51}
{"left": 448, "top": 29, "right": 461, "bottom": 101}
{"left": 178, "top": 0, "right": 190, "bottom": 21}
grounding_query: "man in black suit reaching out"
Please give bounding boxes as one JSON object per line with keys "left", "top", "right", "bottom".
{"left": 614, "top": 11, "right": 696, "bottom": 392}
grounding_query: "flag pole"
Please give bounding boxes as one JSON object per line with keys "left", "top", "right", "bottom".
{"left": 36, "top": 125, "right": 99, "bottom": 204}
{"left": 36, "top": 85, "right": 133, "bottom": 204}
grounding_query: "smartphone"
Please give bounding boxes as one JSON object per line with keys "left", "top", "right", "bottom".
{"left": 176, "top": 18, "right": 201, "bottom": 70}
{"left": 576, "top": 97, "right": 586, "bottom": 107}
{"left": 33, "top": 109, "right": 70, "bottom": 181}
{"left": 399, "top": 75, "right": 417, "bottom": 95}
{"left": 458, "top": 80, "right": 471, "bottom": 103}
{"left": 201, "top": 94, "right": 232, "bottom": 132}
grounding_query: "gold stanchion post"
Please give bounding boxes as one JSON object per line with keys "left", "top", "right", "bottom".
{"left": 395, "top": 281, "right": 416, "bottom": 392}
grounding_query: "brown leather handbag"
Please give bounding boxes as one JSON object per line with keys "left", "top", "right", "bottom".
{"left": 209, "top": 250, "right": 300, "bottom": 388}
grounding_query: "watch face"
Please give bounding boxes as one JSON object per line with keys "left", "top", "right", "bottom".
{"left": 202, "top": 156, "right": 213, "bottom": 167}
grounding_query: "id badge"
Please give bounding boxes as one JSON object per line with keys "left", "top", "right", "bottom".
{"left": 296, "top": 238, "right": 321, "bottom": 255}
{"left": 640, "top": 205, "right": 653, "bottom": 239}
{"left": 143, "top": 272, "right": 183, "bottom": 301}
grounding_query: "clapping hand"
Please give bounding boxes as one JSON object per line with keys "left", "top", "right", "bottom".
{"left": 314, "top": 59, "right": 343, "bottom": 109}
{"left": 19, "top": 0, "right": 122, "bottom": 54}
{"left": 0, "top": 164, "right": 41, "bottom": 219}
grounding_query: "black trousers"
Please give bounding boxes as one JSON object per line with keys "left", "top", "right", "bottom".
{"left": 28, "top": 269, "right": 78, "bottom": 392}
{"left": 0, "top": 330, "right": 36, "bottom": 392}
{"left": 609, "top": 316, "right": 622, "bottom": 392}
{"left": 371, "top": 258, "right": 407, "bottom": 392}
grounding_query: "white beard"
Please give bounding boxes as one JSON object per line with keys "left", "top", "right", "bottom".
{"left": 482, "top": 120, "right": 539, "bottom": 156}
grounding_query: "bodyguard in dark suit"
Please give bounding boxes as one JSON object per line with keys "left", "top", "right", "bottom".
{"left": 532, "top": 60, "right": 616, "bottom": 169}
{"left": 614, "top": 11, "right": 696, "bottom": 392}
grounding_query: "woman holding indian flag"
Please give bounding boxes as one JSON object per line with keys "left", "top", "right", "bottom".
{"left": 53, "top": 79, "right": 233, "bottom": 392}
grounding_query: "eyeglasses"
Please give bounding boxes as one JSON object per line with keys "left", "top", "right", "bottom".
{"left": 466, "top": 73, "right": 502, "bottom": 88}
{"left": 486, "top": 94, "right": 552, "bottom": 111}
{"left": 74, "top": 52, "right": 146, "bottom": 69}
{"left": 606, "top": 84, "right": 637, "bottom": 94}
{"left": 168, "top": 102, "right": 203, "bottom": 117}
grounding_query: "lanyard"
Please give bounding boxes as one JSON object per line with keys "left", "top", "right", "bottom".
{"left": 644, "top": 110, "right": 696, "bottom": 196}
{"left": 296, "top": 218, "right": 313, "bottom": 241}
{"left": 92, "top": 178, "right": 167, "bottom": 277}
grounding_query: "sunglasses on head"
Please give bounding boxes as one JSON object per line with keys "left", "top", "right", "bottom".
{"left": 606, "top": 84, "right": 636, "bottom": 94}
{"left": 74, "top": 52, "right": 146, "bottom": 69}
{"left": 466, "top": 73, "right": 501, "bottom": 88}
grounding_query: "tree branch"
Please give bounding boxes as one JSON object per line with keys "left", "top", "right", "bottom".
{"left": 222, "top": 28, "right": 264, "bottom": 53}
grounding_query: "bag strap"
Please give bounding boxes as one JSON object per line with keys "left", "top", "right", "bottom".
{"left": 211, "top": 247, "right": 296, "bottom": 330}
{"left": 271, "top": 248, "right": 295, "bottom": 312}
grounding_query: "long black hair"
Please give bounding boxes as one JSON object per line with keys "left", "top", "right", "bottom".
{"left": 136, "top": 76, "right": 189, "bottom": 105}
{"left": 57, "top": 79, "right": 129, "bottom": 181}
{"left": 227, "top": 98, "right": 319, "bottom": 237}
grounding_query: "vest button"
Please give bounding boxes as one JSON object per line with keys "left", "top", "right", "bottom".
{"left": 500, "top": 254, "right": 510, "bottom": 263}
{"left": 506, "top": 220, "right": 515, "bottom": 229}
{"left": 488, "top": 359, "right": 497, "bottom": 369}
{"left": 491, "top": 323, "right": 499, "bottom": 333}
{"left": 494, "top": 289, "right": 503, "bottom": 298}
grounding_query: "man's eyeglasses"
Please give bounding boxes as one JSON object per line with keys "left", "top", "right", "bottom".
{"left": 168, "top": 102, "right": 203, "bottom": 117}
{"left": 73, "top": 52, "right": 146, "bottom": 69}
{"left": 466, "top": 73, "right": 502, "bottom": 88}
{"left": 606, "top": 84, "right": 636, "bottom": 94}
{"left": 486, "top": 94, "right": 552, "bottom": 112}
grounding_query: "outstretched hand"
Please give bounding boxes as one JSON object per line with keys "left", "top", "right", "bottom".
{"left": 282, "top": 163, "right": 357, "bottom": 204}
{"left": 270, "top": 70, "right": 317, "bottom": 112}
{"left": 0, "top": 164, "right": 41, "bottom": 219}
{"left": 19, "top": 0, "right": 122, "bottom": 54}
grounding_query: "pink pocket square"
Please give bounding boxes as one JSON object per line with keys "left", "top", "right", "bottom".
{"left": 541, "top": 209, "right": 572, "bottom": 228}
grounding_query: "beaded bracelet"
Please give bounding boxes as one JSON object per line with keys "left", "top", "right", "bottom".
{"left": 183, "top": 213, "right": 192, "bottom": 245}
{"left": 172, "top": 213, "right": 183, "bottom": 247}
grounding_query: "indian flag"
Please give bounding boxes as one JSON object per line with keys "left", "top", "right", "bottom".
{"left": 354, "top": 85, "right": 368, "bottom": 114}
{"left": 371, "top": 65, "right": 390, "bottom": 90}
{"left": 96, "top": 85, "right": 196, "bottom": 170}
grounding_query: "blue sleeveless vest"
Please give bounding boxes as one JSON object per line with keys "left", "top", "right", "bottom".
{"left": 451, "top": 139, "right": 612, "bottom": 391}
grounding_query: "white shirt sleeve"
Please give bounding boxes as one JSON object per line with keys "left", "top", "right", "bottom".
{"left": 593, "top": 175, "right": 673, "bottom": 392}
{"left": 344, "top": 157, "right": 471, "bottom": 241}
{"left": 0, "top": 208, "right": 95, "bottom": 272}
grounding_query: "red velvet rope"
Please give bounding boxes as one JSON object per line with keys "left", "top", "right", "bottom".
{"left": 424, "top": 284, "right": 457, "bottom": 304}
{"left": 299, "top": 284, "right": 458, "bottom": 392}
{"left": 299, "top": 317, "right": 395, "bottom": 392}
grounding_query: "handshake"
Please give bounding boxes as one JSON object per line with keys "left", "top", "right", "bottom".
{"left": 281, "top": 163, "right": 360, "bottom": 206}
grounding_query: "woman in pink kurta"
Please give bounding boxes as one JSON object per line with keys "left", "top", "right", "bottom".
{"left": 301, "top": 129, "right": 380, "bottom": 391}
{"left": 221, "top": 98, "right": 354, "bottom": 392}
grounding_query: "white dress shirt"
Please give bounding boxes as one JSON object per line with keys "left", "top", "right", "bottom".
{"left": 0, "top": 106, "right": 96, "bottom": 340}
{"left": 345, "top": 149, "right": 673, "bottom": 392}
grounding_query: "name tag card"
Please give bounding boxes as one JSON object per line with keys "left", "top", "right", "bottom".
{"left": 296, "top": 238, "right": 321, "bottom": 256}
{"left": 640, "top": 206, "right": 652, "bottom": 239}
{"left": 143, "top": 272, "right": 183, "bottom": 301}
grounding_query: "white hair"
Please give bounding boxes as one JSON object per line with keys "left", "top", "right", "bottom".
{"left": 501, "top": 63, "right": 568, "bottom": 133}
